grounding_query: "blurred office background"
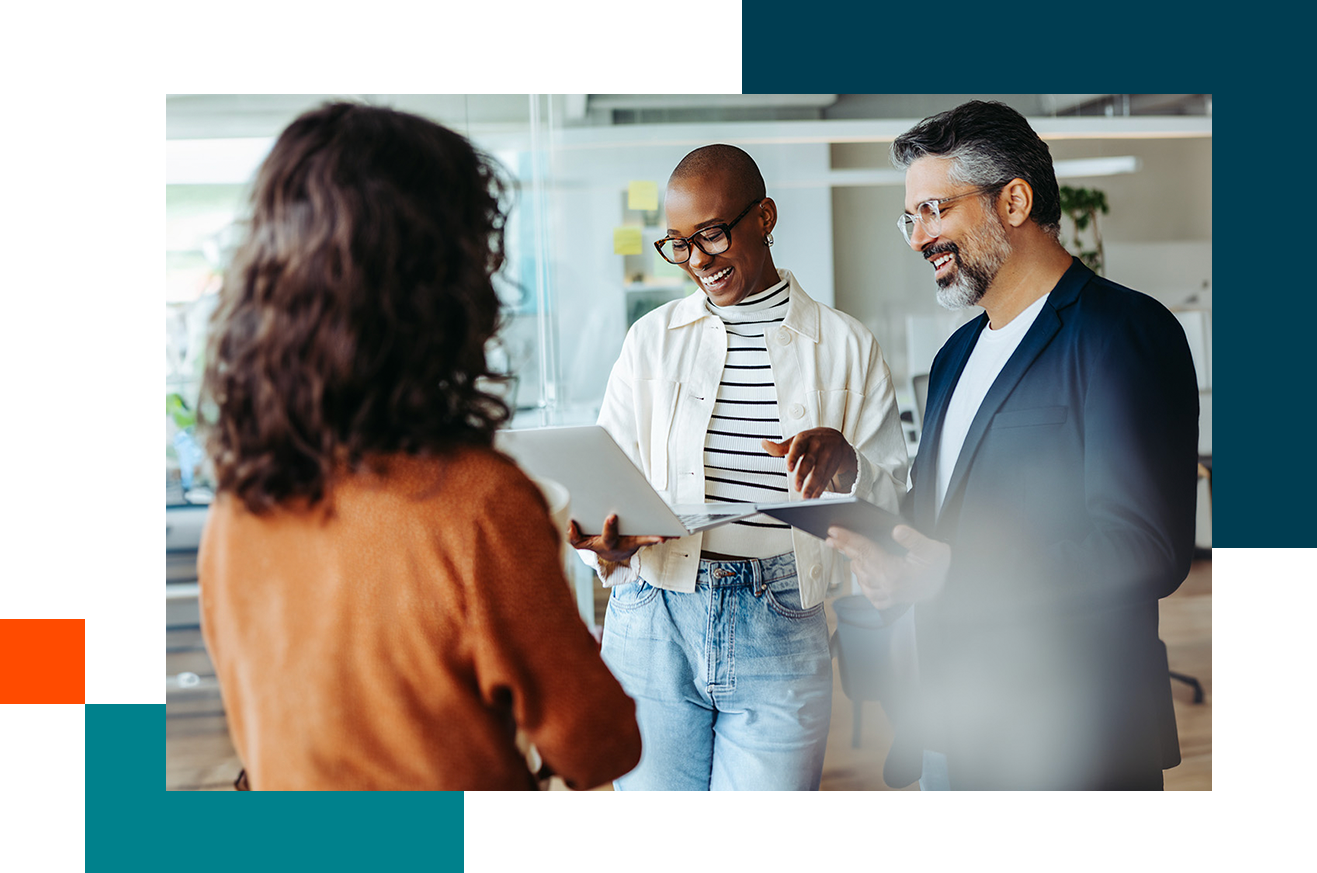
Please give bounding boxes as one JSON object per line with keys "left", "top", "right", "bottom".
{"left": 165, "top": 94, "right": 1212, "bottom": 790}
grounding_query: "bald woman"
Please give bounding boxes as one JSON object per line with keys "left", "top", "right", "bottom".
{"left": 570, "top": 144, "right": 909, "bottom": 790}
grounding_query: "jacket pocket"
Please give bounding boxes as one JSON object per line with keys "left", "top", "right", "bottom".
{"left": 634, "top": 379, "right": 680, "bottom": 491}
{"left": 993, "top": 405, "right": 1067, "bottom": 429}
{"left": 808, "top": 389, "right": 861, "bottom": 432}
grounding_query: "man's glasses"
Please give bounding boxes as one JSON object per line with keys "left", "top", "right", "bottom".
{"left": 654, "top": 199, "right": 763, "bottom": 265}
{"left": 896, "top": 186, "right": 998, "bottom": 244}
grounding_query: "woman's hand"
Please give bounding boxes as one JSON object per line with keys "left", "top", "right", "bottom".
{"left": 568, "top": 514, "right": 671, "bottom": 564}
{"left": 762, "top": 427, "right": 859, "bottom": 499}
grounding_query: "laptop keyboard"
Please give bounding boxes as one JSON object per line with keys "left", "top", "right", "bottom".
{"left": 677, "top": 510, "right": 747, "bottom": 529}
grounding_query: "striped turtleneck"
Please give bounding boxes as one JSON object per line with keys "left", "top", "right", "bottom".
{"left": 700, "top": 277, "right": 795, "bottom": 557}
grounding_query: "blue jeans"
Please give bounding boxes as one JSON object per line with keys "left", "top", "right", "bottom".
{"left": 601, "top": 553, "right": 832, "bottom": 790}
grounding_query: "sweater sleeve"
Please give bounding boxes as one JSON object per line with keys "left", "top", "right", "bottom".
{"left": 462, "top": 465, "right": 641, "bottom": 790}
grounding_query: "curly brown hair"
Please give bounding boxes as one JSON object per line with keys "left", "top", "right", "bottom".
{"left": 200, "top": 101, "right": 512, "bottom": 514}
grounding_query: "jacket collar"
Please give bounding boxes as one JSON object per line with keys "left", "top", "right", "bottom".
{"left": 666, "top": 268, "right": 821, "bottom": 342}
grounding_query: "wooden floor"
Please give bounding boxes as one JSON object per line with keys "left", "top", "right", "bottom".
{"left": 165, "top": 558, "right": 1211, "bottom": 791}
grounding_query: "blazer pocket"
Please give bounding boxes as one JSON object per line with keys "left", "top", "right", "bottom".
{"left": 993, "top": 405, "right": 1067, "bottom": 429}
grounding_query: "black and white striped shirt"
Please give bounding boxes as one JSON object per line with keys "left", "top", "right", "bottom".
{"left": 701, "top": 279, "right": 795, "bottom": 557}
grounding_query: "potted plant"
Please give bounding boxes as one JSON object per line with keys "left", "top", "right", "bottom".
{"left": 1058, "top": 185, "right": 1109, "bottom": 276}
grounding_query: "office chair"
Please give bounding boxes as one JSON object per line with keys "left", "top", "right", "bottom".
{"left": 1169, "top": 669, "right": 1205, "bottom": 703}
{"left": 830, "top": 595, "right": 922, "bottom": 787}
{"left": 830, "top": 595, "right": 897, "bottom": 748}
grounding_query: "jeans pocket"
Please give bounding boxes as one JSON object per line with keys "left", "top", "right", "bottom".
{"left": 763, "top": 579, "right": 823, "bottom": 621}
{"left": 608, "top": 580, "right": 661, "bottom": 612}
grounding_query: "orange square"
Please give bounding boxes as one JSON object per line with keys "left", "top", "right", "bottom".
{"left": 0, "top": 619, "right": 85, "bottom": 703}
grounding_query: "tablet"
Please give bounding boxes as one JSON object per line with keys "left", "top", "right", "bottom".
{"left": 754, "top": 495, "right": 909, "bottom": 555}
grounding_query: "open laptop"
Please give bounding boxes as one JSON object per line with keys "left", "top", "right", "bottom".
{"left": 494, "top": 425, "right": 759, "bottom": 537}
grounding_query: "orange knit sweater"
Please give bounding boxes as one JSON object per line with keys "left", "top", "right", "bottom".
{"left": 198, "top": 446, "right": 640, "bottom": 790}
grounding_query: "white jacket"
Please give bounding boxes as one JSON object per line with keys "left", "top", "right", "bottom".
{"left": 581, "top": 269, "right": 910, "bottom": 609}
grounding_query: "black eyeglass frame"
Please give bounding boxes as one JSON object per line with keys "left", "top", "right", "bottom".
{"left": 653, "top": 199, "right": 764, "bottom": 265}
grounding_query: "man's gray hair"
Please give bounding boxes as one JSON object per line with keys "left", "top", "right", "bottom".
{"left": 891, "top": 101, "right": 1062, "bottom": 239}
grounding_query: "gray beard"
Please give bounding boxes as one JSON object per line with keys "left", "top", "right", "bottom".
{"left": 934, "top": 214, "right": 1012, "bottom": 311}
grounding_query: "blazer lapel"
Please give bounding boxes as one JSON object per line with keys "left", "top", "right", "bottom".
{"left": 936, "top": 261, "right": 1091, "bottom": 530}
{"left": 913, "top": 317, "right": 985, "bottom": 531}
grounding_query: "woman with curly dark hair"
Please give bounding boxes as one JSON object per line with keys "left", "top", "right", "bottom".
{"left": 197, "top": 102, "right": 640, "bottom": 790}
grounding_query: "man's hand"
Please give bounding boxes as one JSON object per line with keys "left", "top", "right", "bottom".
{"left": 826, "top": 524, "right": 950, "bottom": 609}
{"left": 762, "top": 427, "right": 859, "bottom": 499}
{"left": 567, "top": 514, "right": 671, "bottom": 564}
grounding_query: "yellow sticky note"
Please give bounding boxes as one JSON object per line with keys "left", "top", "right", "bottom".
{"left": 613, "top": 226, "right": 643, "bottom": 255}
{"left": 627, "top": 180, "right": 658, "bottom": 212}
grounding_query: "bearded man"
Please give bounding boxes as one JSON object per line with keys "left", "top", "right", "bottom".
{"left": 826, "top": 101, "right": 1200, "bottom": 790}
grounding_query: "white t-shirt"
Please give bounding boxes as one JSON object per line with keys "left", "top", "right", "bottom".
{"left": 935, "top": 293, "right": 1051, "bottom": 518}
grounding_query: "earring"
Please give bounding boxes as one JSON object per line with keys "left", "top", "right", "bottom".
{"left": 764, "top": 233, "right": 774, "bottom": 247}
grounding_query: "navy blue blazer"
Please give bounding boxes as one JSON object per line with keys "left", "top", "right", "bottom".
{"left": 895, "top": 258, "right": 1199, "bottom": 790}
